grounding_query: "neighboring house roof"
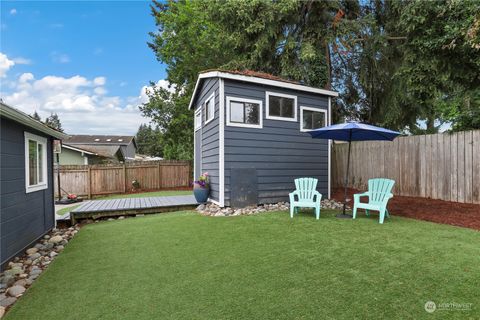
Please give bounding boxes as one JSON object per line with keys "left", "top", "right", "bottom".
{"left": 69, "top": 144, "right": 125, "bottom": 160}
{"left": 62, "top": 144, "right": 98, "bottom": 155}
{"left": 188, "top": 69, "right": 339, "bottom": 109}
{"left": 64, "top": 135, "right": 136, "bottom": 147}
{"left": 0, "top": 101, "right": 69, "bottom": 139}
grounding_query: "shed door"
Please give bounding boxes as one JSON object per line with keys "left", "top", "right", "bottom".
{"left": 230, "top": 168, "right": 258, "bottom": 208}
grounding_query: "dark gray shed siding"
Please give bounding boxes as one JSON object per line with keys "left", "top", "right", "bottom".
{"left": 223, "top": 79, "right": 329, "bottom": 206}
{"left": 193, "top": 78, "right": 220, "bottom": 202}
{"left": 1, "top": 117, "right": 55, "bottom": 268}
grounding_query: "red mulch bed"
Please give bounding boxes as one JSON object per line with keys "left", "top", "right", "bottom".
{"left": 332, "top": 188, "right": 480, "bottom": 231}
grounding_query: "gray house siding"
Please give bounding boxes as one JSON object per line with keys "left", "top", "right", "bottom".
{"left": 193, "top": 78, "right": 220, "bottom": 202}
{"left": 1, "top": 117, "right": 55, "bottom": 269}
{"left": 121, "top": 141, "right": 136, "bottom": 160}
{"left": 223, "top": 79, "right": 329, "bottom": 206}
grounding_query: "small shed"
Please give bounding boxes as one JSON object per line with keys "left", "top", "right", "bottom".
{"left": 0, "top": 102, "right": 68, "bottom": 269}
{"left": 189, "top": 70, "right": 338, "bottom": 207}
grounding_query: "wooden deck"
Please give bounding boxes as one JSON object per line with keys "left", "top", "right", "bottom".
{"left": 70, "top": 195, "right": 198, "bottom": 223}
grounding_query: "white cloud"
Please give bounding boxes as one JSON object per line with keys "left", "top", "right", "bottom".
{"left": 50, "top": 51, "right": 70, "bottom": 64}
{"left": 13, "top": 57, "right": 32, "bottom": 65}
{"left": 138, "top": 79, "right": 175, "bottom": 104}
{"left": 1, "top": 72, "right": 150, "bottom": 135}
{"left": 10, "top": 9, "right": 17, "bottom": 15}
{"left": 0, "top": 53, "right": 15, "bottom": 77}
{"left": 93, "top": 76, "right": 106, "bottom": 86}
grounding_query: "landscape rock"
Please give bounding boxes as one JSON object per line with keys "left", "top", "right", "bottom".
{"left": 0, "top": 276, "right": 14, "bottom": 288}
{"left": 0, "top": 296, "right": 16, "bottom": 308}
{"left": 48, "top": 235, "right": 63, "bottom": 244}
{"left": 197, "top": 199, "right": 349, "bottom": 217}
{"left": 28, "top": 253, "right": 41, "bottom": 260}
{"left": 7, "top": 285, "right": 25, "bottom": 297}
{"left": 25, "top": 248, "right": 38, "bottom": 255}
{"left": 43, "top": 235, "right": 50, "bottom": 240}
{"left": 0, "top": 306, "right": 5, "bottom": 318}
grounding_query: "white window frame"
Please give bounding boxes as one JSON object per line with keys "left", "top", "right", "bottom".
{"left": 266, "top": 91, "right": 297, "bottom": 122}
{"left": 194, "top": 107, "right": 202, "bottom": 131}
{"left": 300, "top": 106, "right": 327, "bottom": 132}
{"left": 226, "top": 96, "right": 263, "bottom": 129}
{"left": 204, "top": 93, "right": 215, "bottom": 125}
{"left": 24, "top": 132, "right": 48, "bottom": 193}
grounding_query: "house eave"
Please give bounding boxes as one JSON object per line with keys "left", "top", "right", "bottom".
{"left": 0, "top": 102, "right": 69, "bottom": 140}
{"left": 188, "top": 71, "right": 339, "bottom": 110}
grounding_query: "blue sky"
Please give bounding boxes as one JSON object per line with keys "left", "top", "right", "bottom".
{"left": 1, "top": 1, "right": 168, "bottom": 134}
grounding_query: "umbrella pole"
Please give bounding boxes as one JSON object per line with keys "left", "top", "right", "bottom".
{"left": 337, "top": 134, "right": 352, "bottom": 219}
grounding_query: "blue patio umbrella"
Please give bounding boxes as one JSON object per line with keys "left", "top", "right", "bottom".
{"left": 308, "top": 122, "right": 401, "bottom": 218}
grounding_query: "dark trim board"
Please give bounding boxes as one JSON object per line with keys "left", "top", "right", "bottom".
{"left": 70, "top": 195, "right": 198, "bottom": 223}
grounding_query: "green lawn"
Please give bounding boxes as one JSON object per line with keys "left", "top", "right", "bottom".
{"left": 7, "top": 210, "right": 479, "bottom": 319}
{"left": 55, "top": 190, "right": 192, "bottom": 216}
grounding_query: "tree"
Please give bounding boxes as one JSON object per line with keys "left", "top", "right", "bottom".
{"left": 145, "top": 0, "right": 480, "bottom": 157}
{"left": 45, "top": 113, "right": 63, "bottom": 132}
{"left": 139, "top": 83, "right": 193, "bottom": 160}
{"left": 31, "top": 111, "right": 41, "bottom": 121}
{"left": 136, "top": 124, "right": 164, "bottom": 157}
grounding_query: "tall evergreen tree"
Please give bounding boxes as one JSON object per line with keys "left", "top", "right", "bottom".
{"left": 45, "top": 113, "right": 63, "bottom": 132}
{"left": 31, "top": 111, "right": 41, "bottom": 121}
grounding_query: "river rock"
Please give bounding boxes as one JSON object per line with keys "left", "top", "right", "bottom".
{"left": 26, "top": 248, "right": 38, "bottom": 255}
{"left": 48, "top": 235, "right": 63, "bottom": 244}
{"left": 7, "top": 285, "right": 25, "bottom": 297}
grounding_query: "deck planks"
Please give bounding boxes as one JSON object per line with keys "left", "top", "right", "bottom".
{"left": 72, "top": 195, "right": 198, "bottom": 214}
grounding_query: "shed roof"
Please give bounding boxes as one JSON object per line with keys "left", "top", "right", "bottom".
{"left": 0, "top": 101, "right": 69, "bottom": 139}
{"left": 188, "top": 69, "right": 338, "bottom": 109}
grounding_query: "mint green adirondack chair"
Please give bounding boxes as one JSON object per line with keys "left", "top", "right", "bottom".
{"left": 289, "top": 178, "right": 322, "bottom": 220}
{"left": 353, "top": 178, "right": 395, "bottom": 224}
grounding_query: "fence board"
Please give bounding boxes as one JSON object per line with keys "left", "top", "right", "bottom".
{"left": 55, "top": 161, "right": 191, "bottom": 198}
{"left": 332, "top": 130, "right": 480, "bottom": 204}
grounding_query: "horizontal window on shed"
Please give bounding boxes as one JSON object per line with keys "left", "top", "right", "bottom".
{"left": 266, "top": 92, "right": 297, "bottom": 121}
{"left": 226, "top": 96, "right": 263, "bottom": 129}
{"left": 300, "top": 106, "right": 327, "bottom": 132}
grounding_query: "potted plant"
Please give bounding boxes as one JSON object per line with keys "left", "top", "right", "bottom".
{"left": 193, "top": 172, "right": 210, "bottom": 203}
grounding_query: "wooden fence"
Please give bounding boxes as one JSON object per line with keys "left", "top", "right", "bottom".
{"left": 332, "top": 130, "right": 480, "bottom": 204}
{"left": 54, "top": 161, "right": 192, "bottom": 198}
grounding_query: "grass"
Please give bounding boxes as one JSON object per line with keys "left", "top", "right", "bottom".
{"left": 6, "top": 210, "right": 479, "bottom": 319}
{"left": 55, "top": 190, "right": 192, "bottom": 216}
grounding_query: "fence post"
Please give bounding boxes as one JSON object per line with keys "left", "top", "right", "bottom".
{"left": 87, "top": 166, "right": 92, "bottom": 199}
{"left": 158, "top": 162, "right": 162, "bottom": 189}
{"left": 123, "top": 164, "right": 127, "bottom": 194}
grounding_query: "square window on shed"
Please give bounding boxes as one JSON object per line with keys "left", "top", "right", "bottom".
{"left": 25, "top": 132, "right": 48, "bottom": 193}
{"left": 226, "top": 97, "right": 263, "bottom": 129}
{"left": 300, "top": 106, "right": 327, "bottom": 132}
{"left": 266, "top": 92, "right": 297, "bottom": 121}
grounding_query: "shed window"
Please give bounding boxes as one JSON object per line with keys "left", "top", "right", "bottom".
{"left": 226, "top": 97, "right": 263, "bottom": 129}
{"left": 300, "top": 106, "right": 327, "bottom": 132}
{"left": 203, "top": 93, "right": 215, "bottom": 124}
{"left": 195, "top": 108, "right": 202, "bottom": 131}
{"left": 266, "top": 92, "right": 297, "bottom": 121}
{"left": 25, "top": 132, "right": 48, "bottom": 193}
